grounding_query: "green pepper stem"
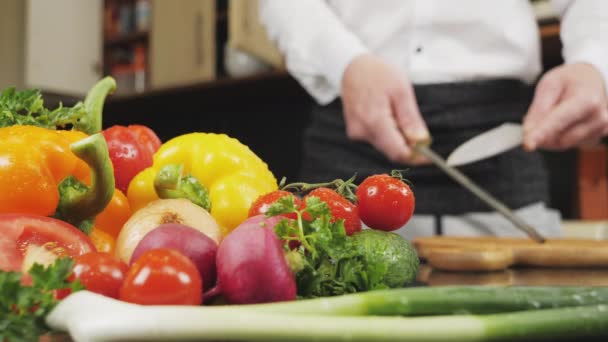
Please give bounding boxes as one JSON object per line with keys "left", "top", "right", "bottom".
{"left": 154, "top": 164, "right": 212, "bottom": 211}
{"left": 154, "top": 164, "right": 184, "bottom": 191}
{"left": 59, "top": 133, "right": 115, "bottom": 223}
{"left": 81, "top": 77, "right": 116, "bottom": 134}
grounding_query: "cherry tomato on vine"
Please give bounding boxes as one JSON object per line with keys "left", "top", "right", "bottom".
{"left": 67, "top": 252, "right": 128, "bottom": 299}
{"left": 303, "top": 187, "right": 361, "bottom": 235}
{"left": 120, "top": 248, "right": 203, "bottom": 306}
{"left": 248, "top": 190, "right": 302, "bottom": 220}
{"left": 356, "top": 174, "right": 415, "bottom": 231}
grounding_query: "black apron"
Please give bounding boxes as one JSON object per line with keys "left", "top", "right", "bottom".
{"left": 299, "top": 79, "right": 549, "bottom": 216}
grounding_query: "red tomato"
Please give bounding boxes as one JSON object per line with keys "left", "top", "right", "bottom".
{"left": 120, "top": 248, "right": 203, "bottom": 306}
{"left": 303, "top": 188, "right": 361, "bottom": 235}
{"left": 0, "top": 214, "right": 95, "bottom": 273}
{"left": 103, "top": 125, "right": 161, "bottom": 193}
{"left": 356, "top": 174, "right": 415, "bottom": 231}
{"left": 63, "top": 252, "right": 128, "bottom": 299}
{"left": 248, "top": 190, "right": 302, "bottom": 220}
{"left": 71, "top": 252, "right": 128, "bottom": 299}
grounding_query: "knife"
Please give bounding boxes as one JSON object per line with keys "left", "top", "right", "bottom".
{"left": 446, "top": 123, "right": 523, "bottom": 167}
{"left": 413, "top": 142, "right": 546, "bottom": 243}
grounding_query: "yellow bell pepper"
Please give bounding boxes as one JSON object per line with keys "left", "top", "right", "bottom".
{"left": 127, "top": 133, "right": 278, "bottom": 233}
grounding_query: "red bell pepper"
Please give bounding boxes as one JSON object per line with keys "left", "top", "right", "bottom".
{"left": 103, "top": 125, "right": 162, "bottom": 193}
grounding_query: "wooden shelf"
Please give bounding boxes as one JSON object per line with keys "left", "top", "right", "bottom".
{"left": 104, "top": 31, "right": 149, "bottom": 48}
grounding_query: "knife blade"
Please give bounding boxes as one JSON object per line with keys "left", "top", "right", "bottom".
{"left": 446, "top": 123, "right": 523, "bottom": 167}
{"left": 413, "top": 143, "right": 546, "bottom": 243}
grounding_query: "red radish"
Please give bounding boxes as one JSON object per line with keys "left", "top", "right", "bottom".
{"left": 130, "top": 224, "right": 218, "bottom": 290}
{"left": 204, "top": 215, "right": 296, "bottom": 304}
{"left": 238, "top": 214, "right": 284, "bottom": 231}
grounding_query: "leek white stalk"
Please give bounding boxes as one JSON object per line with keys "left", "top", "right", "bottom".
{"left": 48, "top": 289, "right": 608, "bottom": 342}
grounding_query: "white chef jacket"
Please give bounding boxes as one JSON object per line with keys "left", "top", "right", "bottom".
{"left": 259, "top": 0, "right": 608, "bottom": 106}
{"left": 259, "top": 0, "right": 597, "bottom": 238}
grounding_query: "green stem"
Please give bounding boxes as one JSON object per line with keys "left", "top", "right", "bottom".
{"left": 295, "top": 210, "right": 315, "bottom": 256}
{"left": 57, "top": 133, "right": 115, "bottom": 226}
{"left": 154, "top": 164, "right": 211, "bottom": 211}
{"left": 81, "top": 76, "right": 116, "bottom": 134}
{"left": 281, "top": 175, "right": 359, "bottom": 203}
{"left": 154, "top": 164, "right": 184, "bottom": 191}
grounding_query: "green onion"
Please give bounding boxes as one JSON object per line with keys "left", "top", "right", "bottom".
{"left": 48, "top": 287, "right": 608, "bottom": 341}
{"left": 249, "top": 285, "right": 608, "bottom": 316}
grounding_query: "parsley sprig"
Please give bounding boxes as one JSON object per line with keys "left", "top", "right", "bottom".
{"left": 0, "top": 258, "right": 83, "bottom": 342}
{"left": 0, "top": 87, "right": 91, "bottom": 132}
{"left": 267, "top": 196, "right": 387, "bottom": 298}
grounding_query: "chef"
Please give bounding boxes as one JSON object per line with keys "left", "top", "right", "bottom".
{"left": 259, "top": 0, "right": 608, "bottom": 239}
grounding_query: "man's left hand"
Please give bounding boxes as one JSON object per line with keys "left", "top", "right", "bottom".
{"left": 523, "top": 63, "right": 608, "bottom": 150}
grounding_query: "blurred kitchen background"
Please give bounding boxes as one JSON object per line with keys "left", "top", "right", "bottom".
{"left": 0, "top": 0, "right": 605, "bottom": 230}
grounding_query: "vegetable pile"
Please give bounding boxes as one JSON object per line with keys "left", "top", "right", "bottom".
{"left": 1, "top": 78, "right": 607, "bottom": 341}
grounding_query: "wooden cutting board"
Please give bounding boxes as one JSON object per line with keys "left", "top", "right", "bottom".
{"left": 413, "top": 236, "right": 608, "bottom": 271}
{"left": 417, "top": 265, "right": 608, "bottom": 286}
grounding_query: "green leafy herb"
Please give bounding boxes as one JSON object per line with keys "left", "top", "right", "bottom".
{"left": 0, "top": 76, "right": 116, "bottom": 134}
{"left": 268, "top": 196, "right": 397, "bottom": 298}
{"left": 0, "top": 258, "right": 83, "bottom": 342}
{"left": 0, "top": 87, "right": 90, "bottom": 132}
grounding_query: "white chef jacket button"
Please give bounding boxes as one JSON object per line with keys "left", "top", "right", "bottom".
{"left": 415, "top": 46, "right": 423, "bottom": 53}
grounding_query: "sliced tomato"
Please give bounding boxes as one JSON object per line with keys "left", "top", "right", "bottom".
{"left": 0, "top": 214, "right": 95, "bottom": 273}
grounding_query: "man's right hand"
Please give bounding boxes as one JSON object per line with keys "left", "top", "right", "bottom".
{"left": 340, "top": 54, "right": 430, "bottom": 164}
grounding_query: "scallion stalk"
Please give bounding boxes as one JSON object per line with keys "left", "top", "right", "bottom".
{"left": 48, "top": 287, "right": 608, "bottom": 341}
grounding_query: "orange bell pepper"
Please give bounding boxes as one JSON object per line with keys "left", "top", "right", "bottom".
{"left": 0, "top": 126, "right": 116, "bottom": 228}
{"left": 0, "top": 126, "right": 91, "bottom": 216}
{"left": 0, "top": 77, "right": 124, "bottom": 232}
{"left": 94, "top": 189, "right": 132, "bottom": 238}
{"left": 89, "top": 228, "right": 116, "bottom": 254}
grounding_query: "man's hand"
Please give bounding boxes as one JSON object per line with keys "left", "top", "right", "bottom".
{"left": 523, "top": 63, "right": 608, "bottom": 151}
{"left": 341, "top": 54, "right": 430, "bottom": 164}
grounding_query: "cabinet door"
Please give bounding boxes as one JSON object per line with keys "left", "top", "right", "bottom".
{"left": 150, "top": 0, "right": 216, "bottom": 89}
{"left": 0, "top": 0, "right": 25, "bottom": 89}
{"left": 25, "top": 0, "right": 102, "bottom": 96}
